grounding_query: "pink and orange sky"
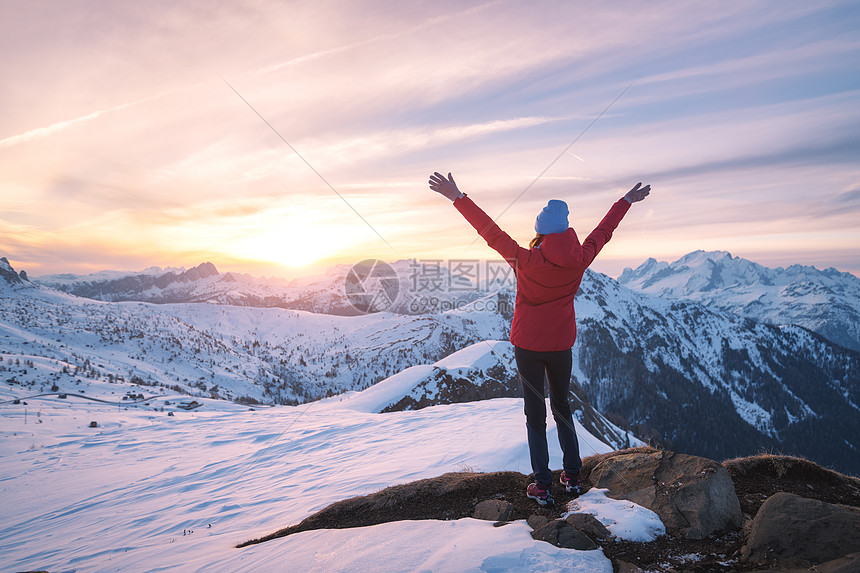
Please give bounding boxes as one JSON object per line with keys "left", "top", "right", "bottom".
{"left": 2, "top": 0, "right": 859, "bottom": 279}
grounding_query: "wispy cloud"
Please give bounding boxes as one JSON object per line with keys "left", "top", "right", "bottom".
{"left": 0, "top": 89, "right": 178, "bottom": 149}
{"left": 256, "top": 1, "right": 504, "bottom": 76}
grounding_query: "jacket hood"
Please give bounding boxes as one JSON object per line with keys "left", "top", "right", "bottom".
{"left": 537, "top": 228, "right": 583, "bottom": 268}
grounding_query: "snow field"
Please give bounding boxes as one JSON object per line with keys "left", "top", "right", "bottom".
{"left": 0, "top": 391, "right": 645, "bottom": 572}
{"left": 211, "top": 520, "right": 613, "bottom": 573}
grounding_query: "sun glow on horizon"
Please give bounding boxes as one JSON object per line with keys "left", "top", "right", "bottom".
{"left": 224, "top": 214, "right": 351, "bottom": 269}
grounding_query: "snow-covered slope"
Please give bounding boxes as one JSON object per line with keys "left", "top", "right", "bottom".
{"left": 0, "top": 381, "right": 638, "bottom": 572}
{"left": 326, "top": 340, "right": 641, "bottom": 451}
{"left": 618, "top": 250, "right": 860, "bottom": 352}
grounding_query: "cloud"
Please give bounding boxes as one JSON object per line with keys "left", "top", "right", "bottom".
{"left": 837, "top": 185, "right": 860, "bottom": 203}
{"left": 255, "top": 1, "right": 504, "bottom": 76}
{"left": 0, "top": 100, "right": 152, "bottom": 149}
{"left": 295, "top": 115, "right": 570, "bottom": 171}
{"left": 645, "top": 132, "right": 860, "bottom": 182}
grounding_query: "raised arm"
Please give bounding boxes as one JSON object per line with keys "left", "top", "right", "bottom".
{"left": 581, "top": 182, "right": 651, "bottom": 267}
{"left": 428, "top": 171, "right": 523, "bottom": 264}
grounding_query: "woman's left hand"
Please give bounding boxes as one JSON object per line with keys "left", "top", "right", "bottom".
{"left": 429, "top": 172, "right": 462, "bottom": 201}
{"left": 624, "top": 182, "right": 651, "bottom": 204}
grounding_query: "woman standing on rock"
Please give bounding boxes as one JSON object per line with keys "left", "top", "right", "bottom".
{"left": 428, "top": 172, "right": 650, "bottom": 506}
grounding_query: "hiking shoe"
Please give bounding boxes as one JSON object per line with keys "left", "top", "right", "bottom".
{"left": 526, "top": 482, "right": 554, "bottom": 506}
{"left": 560, "top": 470, "right": 581, "bottom": 493}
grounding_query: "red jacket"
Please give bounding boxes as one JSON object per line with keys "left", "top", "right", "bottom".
{"left": 454, "top": 195, "right": 631, "bottom": 351}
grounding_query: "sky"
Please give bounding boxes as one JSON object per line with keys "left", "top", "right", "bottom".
{"left": 1, "top": 0, "right": 859, "bottom": 279}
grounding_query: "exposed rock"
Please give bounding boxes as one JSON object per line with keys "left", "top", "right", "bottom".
{"left": 530, "top": 519, "right": 598, "bottom": 550}
{"left": 0, "top": 257, "right": 23, "bottom": 285}
{"left": 564, "top": 512, "right": 612, "bottom": 541}
{"left": 589, "top": 450, "right": 742, "bottom": 539}
{"left": 741, "top": 492, "right": 860, "bottom": 568}
{"left": 527, "top": 515, "right": 549, "bottom": 530}
{"left": 473, "top": 499, "right": 513, "bottom": 522}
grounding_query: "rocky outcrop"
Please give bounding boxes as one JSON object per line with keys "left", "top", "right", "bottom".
{"left": 741, "top": 492, "right": 860, "bottom": 569}
{"left": 1, "top": 257, "right": 24, "bottom": 285}
{"left": 472, "top": 499, "right": 513, "bottom": 522}
{"left": 564, "top": 512, "right": 612, "bottom": 542}
{"left": 531, "top": 518, "right": 599, "bottom": 550}
{"left": 588, "top": 450, "right": 742, "bottom": 539}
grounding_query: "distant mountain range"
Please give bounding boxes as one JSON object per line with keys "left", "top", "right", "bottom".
{"left": 34, "top": 251, "right": 860, "bottom": 355}
{"left": 35, "top": 259, "right": 504, "bottom": 316}
{"left": 4, "top": 252, "right": 860, "bottom": 475}
{"left": 618, "top": 250, "right": 860, "bottom": 352}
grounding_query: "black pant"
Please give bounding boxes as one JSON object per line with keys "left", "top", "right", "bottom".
{"left": 515, "top": 346, "right": 582, "bottom": 488}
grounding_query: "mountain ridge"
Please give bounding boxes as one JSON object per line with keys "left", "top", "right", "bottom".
{"left": 619, "top": 249, "right": 860, "bottom": 351}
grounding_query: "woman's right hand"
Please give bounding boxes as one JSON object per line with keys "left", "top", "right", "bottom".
{"left": 429, "top": 172, "right": 463, "bottom": 201}
{"left": 624, "top": 182, "right": 651, "bottom": 204}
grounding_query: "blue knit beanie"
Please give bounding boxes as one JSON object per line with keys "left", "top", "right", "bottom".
{"left": 534, "top": 199, "right": 569, "bottom": 235}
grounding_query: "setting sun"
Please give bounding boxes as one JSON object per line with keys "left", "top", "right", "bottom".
{"left": 229, "top": 214, "right": 343, "bottom": 268}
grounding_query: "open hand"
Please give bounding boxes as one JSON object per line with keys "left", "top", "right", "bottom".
{"left": 429, "top": 172, "right": 462, "bottom": 201}
{"left": 624, "top": 182, "right": 651, "bottom": 204}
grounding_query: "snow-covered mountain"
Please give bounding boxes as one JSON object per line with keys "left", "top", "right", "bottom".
{"left": 572, "top": 271, "right": 859, "bottom": 474}
{"left": 618, "top": 250, "right": 860, "bottom": 352}
{"left": 1, "top": 268, "right": 509, "bottom": 406}
{"left": 5, "top": 255, "right": 860, "bottom": 474}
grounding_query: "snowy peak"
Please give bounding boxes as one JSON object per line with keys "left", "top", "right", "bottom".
{"left": 619, "top": 250, "right": 766, "bottom": 294}
{"left": 620, "top": 250, "right": 858, "bottom": 295}
{"left": 178, "top": 262, "right": 218, "bottom": 281}
{"left": 618, "top": 250, "right": 860, "bottom": 351}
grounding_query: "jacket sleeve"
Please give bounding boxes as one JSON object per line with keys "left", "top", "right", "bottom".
{"left": 453, "top": 195, "right": 525, "bottom": 265}
{"left": 581, "top": 199, "right": 631, "bottom": 267}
